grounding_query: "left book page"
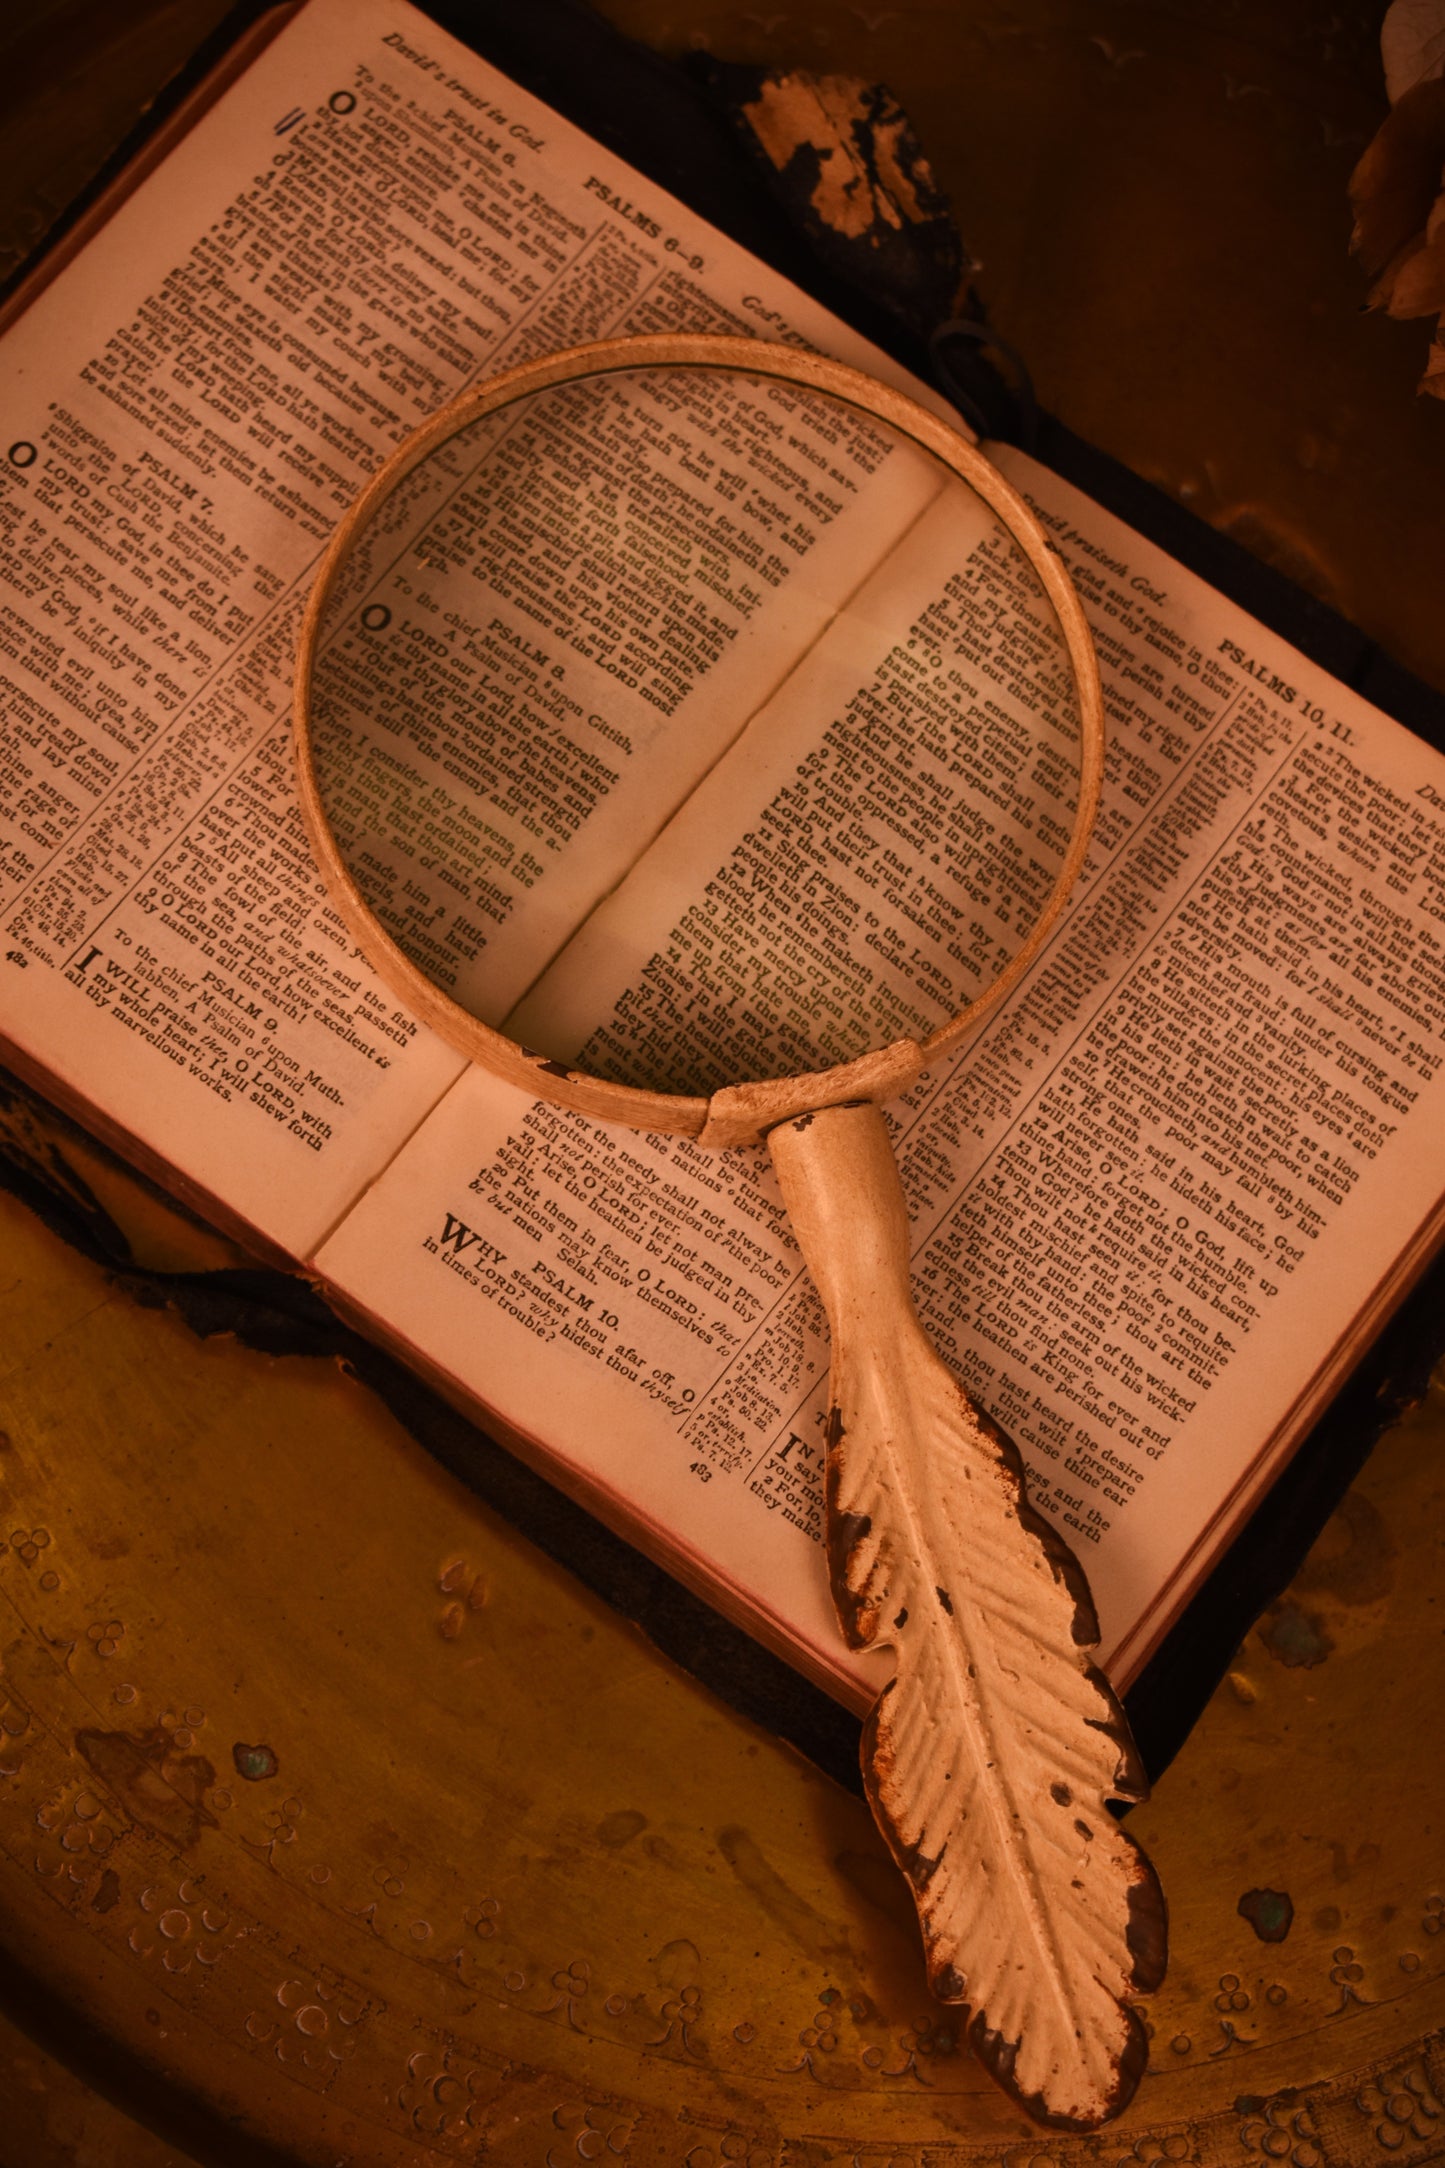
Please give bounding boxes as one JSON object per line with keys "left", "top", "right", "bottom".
{"left": 0, "top": 0, "right": 927, "bottom": 1257}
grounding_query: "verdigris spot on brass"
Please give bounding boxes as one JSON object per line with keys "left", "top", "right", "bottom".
{"left": 1238, "top": 1887, "right": 1294, "bottom": 1943}
{"left": 1258, "top": 1600, "right": 1334, "bottom": 1668}
{"left": 232, "top": 1741, "right": 278, "bottom": 1781}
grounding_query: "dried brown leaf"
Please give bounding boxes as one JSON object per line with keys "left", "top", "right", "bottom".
{"left": 1368, "top": 232, "right": 1430, "bottom": 312}
{"left": 1383, "top": 0, "right": 1445, "bottom": 103}
{"left": 1349, "top": 74, "right": 1445, "bottom": 280}
{"left": 1369, "top": 222, "right": 1445, "bottom": 315}
{"left": 1351, "top": 72, "right": 1445, "bottom": 391}
{"left": 1422, "top": 321, "right": 1445, "bottom": 394}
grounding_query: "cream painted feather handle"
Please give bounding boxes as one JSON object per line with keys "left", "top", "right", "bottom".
{"left": 767, "top": 1101, "right": 1167, "bottom": 2131}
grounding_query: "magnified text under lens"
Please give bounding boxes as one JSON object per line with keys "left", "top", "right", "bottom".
{"left": 307, "top": 361, "right": 1082, "bottom": 1097}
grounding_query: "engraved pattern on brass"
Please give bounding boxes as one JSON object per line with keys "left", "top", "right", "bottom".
{"left": 0, "top": 1082, "right": 1440, "bottom": 2162}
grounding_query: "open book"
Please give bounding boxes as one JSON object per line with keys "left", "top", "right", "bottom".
{"left": 4, "top": 0, "right": 1444, "bottom": 1720}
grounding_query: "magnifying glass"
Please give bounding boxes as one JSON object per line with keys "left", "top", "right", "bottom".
{"left": 292, "top": 334, "right": 1165, "bottom": 2130}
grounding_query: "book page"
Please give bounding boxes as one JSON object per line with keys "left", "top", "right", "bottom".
{"left": 0, "top": 0, "right": 938, "bottom": 1257}
{"left": 505, "top": 475, "right": 1080, "bottom": 1080}
{"left": 309, "top": 370, "right": 941, "bottom": 1024}
{"left": 316, "top": 449, "right": 1445, "bottom": 1695}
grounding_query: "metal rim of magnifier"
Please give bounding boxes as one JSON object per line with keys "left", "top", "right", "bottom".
{"left": 294, "top": 334, "right": 1106, "bottom": 1149}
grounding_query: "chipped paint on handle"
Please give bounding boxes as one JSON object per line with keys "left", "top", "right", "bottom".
{"left": 767, "top": 1100, "right": 1167, "bottom": 2131}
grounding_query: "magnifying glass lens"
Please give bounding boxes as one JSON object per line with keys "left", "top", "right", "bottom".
{"left": 307, "top": 362, "right": 1082, "bottom": 1095}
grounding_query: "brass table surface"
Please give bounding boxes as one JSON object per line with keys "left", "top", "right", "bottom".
{"left": 1, "top": 2, "right": 1444, "bottom": 2162}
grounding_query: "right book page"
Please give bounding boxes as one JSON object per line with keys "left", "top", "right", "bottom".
{"left": 313, "top": 444, "right": 1445, "bottom": 1704}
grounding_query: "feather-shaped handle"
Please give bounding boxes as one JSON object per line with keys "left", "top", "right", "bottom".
{"left": 768, "top": 1100, "right": 1167, "bottom": 2131}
